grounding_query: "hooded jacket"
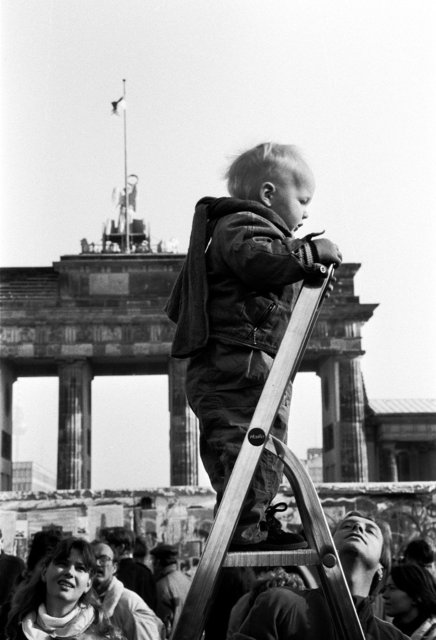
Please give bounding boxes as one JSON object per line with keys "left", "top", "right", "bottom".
{"left": 166, "top": 197, "right": 319, "bottom": 358}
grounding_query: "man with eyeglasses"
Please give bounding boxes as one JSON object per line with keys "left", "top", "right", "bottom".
{"left": 92, "top": 541, "right": 164, "bottom": 640}
{"left": 101, "top": 527, "right": 157, "bottom": 611}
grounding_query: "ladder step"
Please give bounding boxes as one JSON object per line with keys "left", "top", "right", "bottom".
{"left": 223, "top": 548, "right": 319, "bottom": 567}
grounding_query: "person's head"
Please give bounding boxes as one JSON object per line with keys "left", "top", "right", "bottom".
{"left": 91, "top": 541, "right": 118, "bottom": 594}
{"left": 100, "top": 527, "right": 134, "bottom": 557}
{"left": 382, "top": 563, "right": 436, "bottom": 622}
{"left": 6, "top": 537, "right": 97, "bottom": 634}
{"left": 403, "top": 538, "right": 435, "bottom": 576}
{"left": 225, "top": 142, "right": 315, "bottom": 233}
{"left": 26, "top": 528, "right": 63, "bottom": 576}
{"left": 133, "top": 535, "right": 147, "bottom": 563}
{"left": 150, "top": 544, "right": 178, "bottom": 572}
{"left": 333, "top": 511, "right": 391, "bottom": 595}
{"left": 40, "top": 537, "right": 96, "bottom": 617}
{"left": 248, "top": 567, "right": 304, "bottom": 608}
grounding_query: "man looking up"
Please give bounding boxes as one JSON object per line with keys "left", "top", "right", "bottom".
{"left": 232, "top": 512, "right": 409, "bottom": 640}
{"left": 92, "top": 541, "right": 164, "bottom": 640}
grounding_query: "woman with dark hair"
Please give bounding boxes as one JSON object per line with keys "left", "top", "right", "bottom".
{"left": 382, "top": 563, "right": 436, "bottom": 639}
{"left": 5, "top": 537, "right": 123, "bottom": 640}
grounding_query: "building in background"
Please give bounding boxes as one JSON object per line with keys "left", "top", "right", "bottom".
{"left": 12, "top": 461, "right": 56, "bottom": 493}
{"left": 1, "top": 255, "right": 435, "bottom": 489}
{"left": 366, "top": 399, "right": 436, "bottom": 482}
{"left": 303, "top": 448, "right": 323, "bottom": 483}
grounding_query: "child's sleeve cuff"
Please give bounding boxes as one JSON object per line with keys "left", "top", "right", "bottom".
{"left": 294, "top": 241, "right": 319, "bottom": 271}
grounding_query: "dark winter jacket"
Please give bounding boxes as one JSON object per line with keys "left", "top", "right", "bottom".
{"left": 232, "top": 587, "right": 410, "bottom": 640}
{"left": 116, "top": 558, "right": 157, "bottom": 613}
{"left": 166, "top": 197, "right": 318, "bottom": 358}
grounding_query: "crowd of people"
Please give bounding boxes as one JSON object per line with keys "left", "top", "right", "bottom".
{"left": 0, "top": 520, "right": 435, "bottom": 640}
{"left": 0, "top": 528, "right": 190, "bottom": 640}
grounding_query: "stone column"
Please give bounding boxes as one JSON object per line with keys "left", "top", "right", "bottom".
{"left": 379, "top": 445, "right": 399, "bottom": 482}
{"left": 338, "top": 357, "right": 368, "bottom": 481}
{"left": 168, "top": 358, "right": 198, "bottom": 485}
{"left": 0, "top": 361, "right": 16, "bottom": 490}
{"left": 319, "top": 356, "right": 368, "bottom": 482}
{"left": 57, "top": 360, "right": 92, "bottom": 489}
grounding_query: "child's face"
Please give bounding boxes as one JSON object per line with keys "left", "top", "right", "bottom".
{"left": 266, "top": 168, "right": 315, "bottom": 233}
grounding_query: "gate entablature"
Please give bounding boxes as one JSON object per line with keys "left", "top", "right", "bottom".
{"left": 0, "top": 255, "right": 377, "bottom": 489}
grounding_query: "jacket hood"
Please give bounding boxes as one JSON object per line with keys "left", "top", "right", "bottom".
{"left": 198, "top": 196, "right": 293, "bottom": 236}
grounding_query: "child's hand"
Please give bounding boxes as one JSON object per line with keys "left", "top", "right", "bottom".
{"left": 311, "top": 238, "right": 342, "bottom": 267}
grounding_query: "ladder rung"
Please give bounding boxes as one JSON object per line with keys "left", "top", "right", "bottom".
{"left": 223, "top": 548, "right": 319, "bottom": 567}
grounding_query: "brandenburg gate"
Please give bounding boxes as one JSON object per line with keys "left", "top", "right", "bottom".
{"left": 0, "top": 254, "right": 377, "bottom": 490}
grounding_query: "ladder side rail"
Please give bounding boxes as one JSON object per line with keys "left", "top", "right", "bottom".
{"left": 286, "top": 273, "right": 333, "bottom": 384}
{"left": 172, "top": 271, "right": 333, "bottom": 640}
{"left": 172, "top": 435, "right": 270, "bottom": 640}
{"left": 269, "top": 437, "right": 365, "bottom": 640}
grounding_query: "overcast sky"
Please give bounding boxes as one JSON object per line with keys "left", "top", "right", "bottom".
{"left": 1, "top": 0, "right": 435, "bottom": 490}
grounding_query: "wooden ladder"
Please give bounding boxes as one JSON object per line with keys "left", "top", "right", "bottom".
{"left": 172, "top": 267, "right": 365, "bottom": 640}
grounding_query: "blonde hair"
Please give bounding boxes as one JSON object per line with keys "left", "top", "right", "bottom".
{"left": 225, "top": 142, "right": 313, "bottom": 200}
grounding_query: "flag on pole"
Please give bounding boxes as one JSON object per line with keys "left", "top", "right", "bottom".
{"left": 111, "top": 97, "right": 126, "bottom": 115}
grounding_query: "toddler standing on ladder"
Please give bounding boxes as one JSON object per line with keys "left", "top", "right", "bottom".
{"left": 165, "top": 142, "right": 342, "bottom": 551}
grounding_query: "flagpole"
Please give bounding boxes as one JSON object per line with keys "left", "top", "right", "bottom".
{"left": 123, "top": 79, "right": 130, "bottom": 253}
